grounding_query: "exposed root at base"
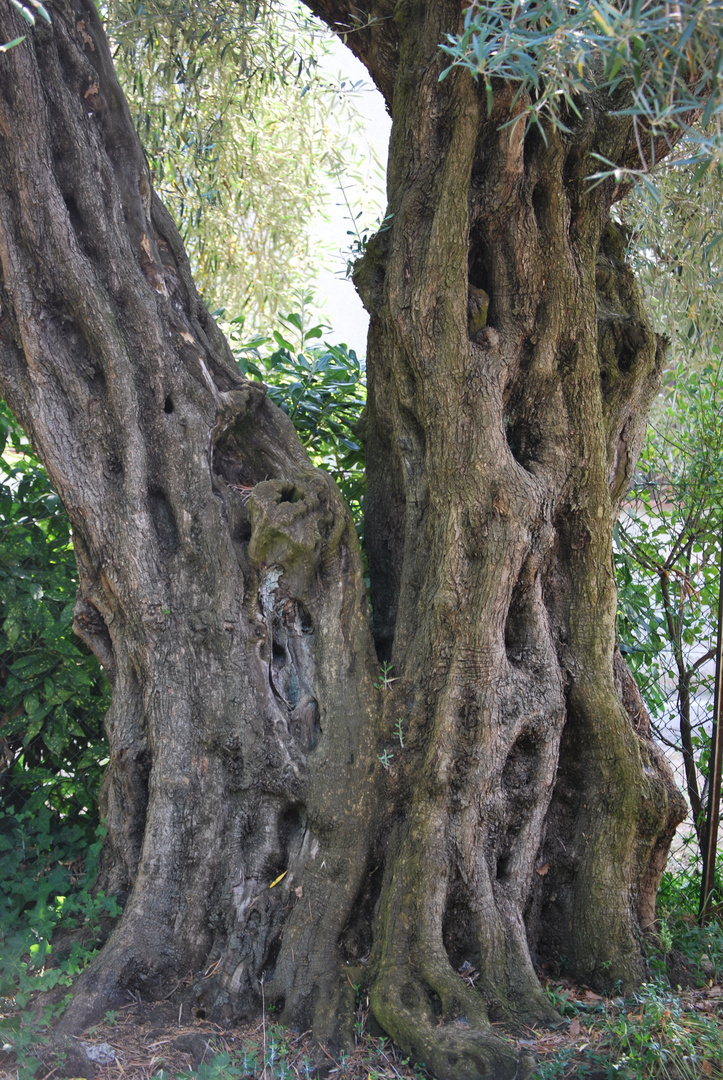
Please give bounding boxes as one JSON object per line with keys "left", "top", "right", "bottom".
{"left": 370, "top": 966, "right": 536, "bottom": 1080}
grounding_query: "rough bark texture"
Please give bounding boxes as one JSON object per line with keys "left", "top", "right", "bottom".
{"left": 0, "top": 2, "right": 685, "bottom": 1079}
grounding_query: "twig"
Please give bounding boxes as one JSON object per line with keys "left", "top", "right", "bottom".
{"left": 377, "top": 1044, "right": 405, "bottom": 1079}
{"left": 203, "top": 956, "right": 223, "bottom": 978}
{"left": 288, "top": 1029, "right": 313, "bottom": 1047}
{"left": 161, "top": 974, "right": 186, "bottom": 999}
{"left": 260, "top": 973, "right": 267, "bottom": 1080}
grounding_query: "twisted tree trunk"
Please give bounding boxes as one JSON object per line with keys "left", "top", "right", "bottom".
{"left": 0, "top": 2, "right": 684, "bottom": 1078}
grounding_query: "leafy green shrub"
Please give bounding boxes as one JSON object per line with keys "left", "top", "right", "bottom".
{"left": 0, "top": 808, "right": 121, "bottom": 1077}
{"left": 656, "top": 868, "right": 723, "bottom": 984}
{"left": 615, "top": 360, "right": 723, "bottom": 860}
{"left": 0, "top": 405, "right": 116, "bottom": 1064}
{"left": 0, "top": 402, "right": 110, "bottom": 828}
{"left": 229, "top": 302, "right": 366, "bottom": 527}
{"left": 0, "top": 815, "right": 120, "bottom": 999}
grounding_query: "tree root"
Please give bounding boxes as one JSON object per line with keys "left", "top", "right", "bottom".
{"left": 370, "top": 964, "right": 536, "bottom": 1080}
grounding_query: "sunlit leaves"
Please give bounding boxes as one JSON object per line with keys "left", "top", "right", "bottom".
{"left": 0, "top": 0, "right": 49, "bottom": 50}
{"left": 106, "top": 0, "right": 364, "bottom": 330}
{"left": 442, "top": 0, "right": 723, "bottom": 171}
{"left": 230, "top": 302, "right": 366, "bottom": 524}
{"left": 0, "top": 36, "right": 26, "bottom": 53}
{"left": 619, "top": 158, "right": 723, "bottom": 372}
{"left": 8, "top": 0, "right": 50, "bottom": 25}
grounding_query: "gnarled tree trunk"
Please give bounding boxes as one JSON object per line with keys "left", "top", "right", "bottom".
{"left": 0, "top": 2, "right": 685, "bottom": 1078}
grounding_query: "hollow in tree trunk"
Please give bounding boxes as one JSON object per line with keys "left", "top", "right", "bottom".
{"left": 0, "top": 2, "right": 685, "bottom": 1078}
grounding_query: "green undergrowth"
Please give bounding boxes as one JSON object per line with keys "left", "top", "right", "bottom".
{"left": 658, "top": 865, "right": 723, "bottom": 974}
{"left": 535, "top": 979, "right": 723, "bottom": 1079}
{"left": 0, "top": 813, "right": 121, "bottom": 1077}
{"left": 0, "top": 811, "right": 120, "bottom": 999}
{"left": 153, "top": 1030, "right": 430, "bottom": 1080}
{"left": 1, "top": 401, "right": 118, "bottom": 1074}
{"left": 532, "top": 869, "right": 723, "bottom": 1078}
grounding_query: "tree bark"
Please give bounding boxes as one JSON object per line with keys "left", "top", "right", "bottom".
{"left": 0, "top": 3, "right": 685, "bottom": 1079}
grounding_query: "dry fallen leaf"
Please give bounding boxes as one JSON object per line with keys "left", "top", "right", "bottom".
{"left": 568, "top": 1017, "right": 581, "bottom": 1036}
{"left": 536, "top": 862, "right": 550, "bottom": 876}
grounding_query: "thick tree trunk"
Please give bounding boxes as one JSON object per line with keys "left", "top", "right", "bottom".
{"left": 0, "top": 0, "right": 381, "bottom": 1046}
{"left": 0, "top": 3, "right": 685, "bottom": 1079}
{"left": 344, "top": 7, "right": 686, "bottom": 1074}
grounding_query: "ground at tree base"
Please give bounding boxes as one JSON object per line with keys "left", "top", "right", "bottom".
{"left": 2, "top": 978, "right": 723, "bottom": 1080}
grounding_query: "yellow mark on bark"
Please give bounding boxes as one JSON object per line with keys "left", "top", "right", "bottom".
{"left": 269, "top": 870, "right": 287, "bottom": 889}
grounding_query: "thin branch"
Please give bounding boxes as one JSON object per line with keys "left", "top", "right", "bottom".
{"left": 301, "top": 0, "right": 398, "bottom": 110}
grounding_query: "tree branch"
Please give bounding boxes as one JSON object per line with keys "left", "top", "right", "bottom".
{"left": 302, "top": 0, "right": 398, "bottom": 111}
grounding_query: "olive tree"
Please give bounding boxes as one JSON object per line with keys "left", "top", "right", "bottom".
{"left": 2, "top": 1, "right": 719, "bottom": 1076}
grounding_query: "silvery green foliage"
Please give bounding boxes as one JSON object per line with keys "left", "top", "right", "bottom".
{"left": 106, "top": 0, "right": 367, "bottom": 330}
{"left": 442, "top": 0, "right": 723, "bottom": 186}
